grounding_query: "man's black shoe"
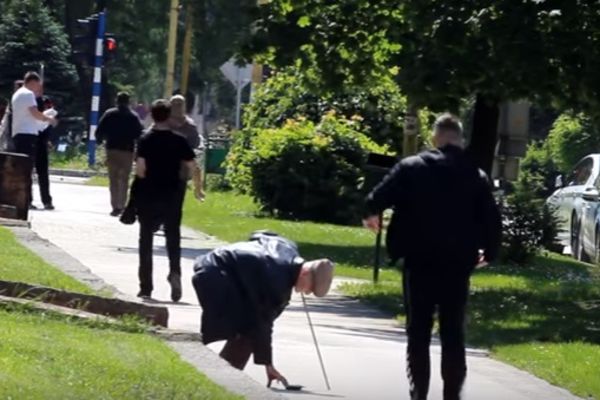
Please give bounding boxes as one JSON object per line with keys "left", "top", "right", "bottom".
{"left": 168, "top": 273, "right": 182, "bottom": 303}
{"left": 29, "top": 204, "right": 38, "bottom": 210}
{"left": 110, "top": 209, "right": 123, "bottom": 217}
{"left": 137, "top": 291, "right": 151, "bottom": 300}
{"left": 44, "top": 203, "right": 55, "bottom": 211}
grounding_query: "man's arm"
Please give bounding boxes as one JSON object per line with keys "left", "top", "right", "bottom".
{"left": 136, "top": 157, "right": 147, "bottom": 178}
{"left": 28, "top": 106, "right": 55, "bottom": 125}
{"left": 363, "top": 160, "right": 407, "bottom": 232}
{"left": 96, "top": 111, "right": 110, "bottom": 144}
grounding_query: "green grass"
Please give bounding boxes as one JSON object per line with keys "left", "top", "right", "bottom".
{"left": 86, "top": 175, "right": 110, "bottom": 187}
{"left": 0, "top": 307, "right": 240, "bottom": 400}
{"left": 49, "top": 148, "right": 107, "bottom": 173}
{"left": 0, "top": 227, "right": 94, "bottom": 294}
{"left": 183, "top": 190, "right": 400, "bottom": 280}
{"left": 340, "top": 254, "right": 600, "bottom": 399}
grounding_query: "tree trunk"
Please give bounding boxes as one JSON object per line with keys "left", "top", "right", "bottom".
{"left": 467, "top": 94, "right": 500, "bottom": 176}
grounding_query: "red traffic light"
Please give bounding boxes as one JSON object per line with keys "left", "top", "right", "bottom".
{"left": 105, "top": 38, "right": 117, "bottom": 52}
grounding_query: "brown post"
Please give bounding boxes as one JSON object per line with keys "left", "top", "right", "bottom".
{"left": 0, "top": 152, "right": 32, "bottom": 220}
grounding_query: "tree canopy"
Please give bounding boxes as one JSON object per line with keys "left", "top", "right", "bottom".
{"left": 0, "top": 0, "right": 78, "bottom": 98}
{"left": 242, "top": 1, "right": 600, "bottom": 172}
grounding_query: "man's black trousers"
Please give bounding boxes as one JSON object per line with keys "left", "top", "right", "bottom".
{"left": 13, "top": 134, "right": 37, "bottom": 205}
{"left": 403, "top": 260, "right": 471, "bottom": 400}
{"left": 36, "top": 131, "right": 52, "bottom": 206}
{"left": 137, "top": 184, "right": 186, "bottom": 295}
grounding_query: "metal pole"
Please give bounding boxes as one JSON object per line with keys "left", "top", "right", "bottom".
{"left": 250, "top": 0, "right": 269, "bottom": 101}
{"left": 165, "top": 0, "right": 180, "bottom": 98}
{"left": 87, "top": 10, "right": 107, "bottom": 167}
{"left": 235, "top": 69, "right": 242, "bottom": 130}
{"left": 181, "top": 2, "right": 194, "bottom": 94}
{"left": 374, "top": 212, "right": 383, "bottom": 283}
{"left": 301, "top": 294, "right": 331, "bottom": 391}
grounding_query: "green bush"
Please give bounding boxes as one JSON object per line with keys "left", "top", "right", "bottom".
{"left": 520, "top": 141, "right": 561, "bottom": 199}
{"left": 243, "top": 67, "right": 407, "bottom": 151}
{"left": 234, "top": 114, "right": 388, "bottom": 224}
{"left": 501, "top": 171, "right": 562, "bottom": 264}
{"left": 547, "top": 113, "right": 600, "bottom": 172}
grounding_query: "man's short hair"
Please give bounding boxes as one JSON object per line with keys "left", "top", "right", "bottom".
{"left": 433, "top": 113, "right": 463, "bottom": 136}
{"left": 151, "top": 99, "right": 171, "bottom": 123}
{"left": 117, "top": 92, "right": 130, "bottom": 106}
{"left": 23, "top": 72, "right": 41, "bottom": 84}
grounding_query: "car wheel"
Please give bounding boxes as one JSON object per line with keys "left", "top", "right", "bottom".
{"left": 571, "top": 218, "right": 580, "bottom": 260}
{"left": 577, "top": 226, "right": 589, "bottom": 262}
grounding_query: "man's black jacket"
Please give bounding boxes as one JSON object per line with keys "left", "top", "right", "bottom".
{"left": 192, "top": 232, "right": 303, "bottom": 365}
{"left": 96, "top": 106, "right": 143, "bottom": 153}
{"left": 366, "top": 145, "right": 502, "bottom": 268}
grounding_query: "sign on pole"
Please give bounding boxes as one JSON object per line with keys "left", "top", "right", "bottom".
{"left": 220, "top": 59, "right": 252, "bottom": 130}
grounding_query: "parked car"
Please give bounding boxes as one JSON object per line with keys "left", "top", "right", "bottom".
{"left": 547, "top": 154, "right": 600, "bottom": 262}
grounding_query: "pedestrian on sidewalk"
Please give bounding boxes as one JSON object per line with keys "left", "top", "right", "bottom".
{"left": 11, "top": 72, "right": 57, "bottom": 208}
{"left": 34, "top": 95, "right": 58, "bottom": 210}
{"left": 363, "top": 114, "right": 502, "bottom": 400}
{"left": 168, "top": 95, "right": 205, "bottom": 200}
{"left": 192, "top": 231, "right": 334, "bottom": 387}
{"left": 134, "top": 99, "right": 196, "bottom": 302}
{"left": 97, "top": 92, "right": 144, "bottom": 216}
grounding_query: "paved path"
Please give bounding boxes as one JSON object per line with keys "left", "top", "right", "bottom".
{"left": 30, "top": 181, "right": 582, "bottom": 400}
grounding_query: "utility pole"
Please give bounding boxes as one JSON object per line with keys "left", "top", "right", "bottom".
{"left": 165, "top": 0, "right": 180, "bottom": 98}
{"left": 88, "top": 9, "right": 107, "bottom": 166}
{"left": 181, "top": 2, "right": 194, "bottom": 95}
{"left": 403, "top": 105, "right": 419, "bottom": 158}
{"left": 250, "top": 0, "right": 269, "bottom": 100}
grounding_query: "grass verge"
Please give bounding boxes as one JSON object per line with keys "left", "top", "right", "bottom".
{"left": 0, "top": 227, "right": 94, "bottom": 294}
{"left": 0, "top": 307, "right": 240, "bottom": 400}
{"left": 183, "top": 190, "right": 399, "bottom": 280}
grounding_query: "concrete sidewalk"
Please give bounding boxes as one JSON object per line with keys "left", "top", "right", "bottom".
{"left": 29, "top": 182, "right": 582, "bottom": 400}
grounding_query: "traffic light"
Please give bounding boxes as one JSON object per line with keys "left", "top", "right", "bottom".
{"left": 104, "top": 34, "right": 117, "bottom": 62}
{"left": 73, "top": 14, "right": 99, "bottom": 66}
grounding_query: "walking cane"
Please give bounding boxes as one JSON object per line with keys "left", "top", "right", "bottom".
{"left": 301, "top": 293, "right": 332, "bottom": 391}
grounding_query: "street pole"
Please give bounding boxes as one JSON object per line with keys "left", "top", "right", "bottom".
{"left": 165, "top": 0, "right": 180, "bottom": 98}
{"left": 403, "top": 105, "right": 419, "bottom": 158}
{"left": 87, "top": 10, "right": 107, "bottom": 167}
{"left": 235, "top": 69, "right": 242, "bottom": 130}
{"left": 250, "top": 0, "right": 269, "bottom": 101}
{"left": 181, "top": 2, "right": 194, "bottom": 95}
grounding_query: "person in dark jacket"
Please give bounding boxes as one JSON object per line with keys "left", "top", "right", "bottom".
{"left": 35, "top": 96, "right": 57, "bottom": 210}
{"left": 134, "top": 99, "right": 196, "bottom": 302}
{"left": 363, "top": 114, "right": 501, "bottom": 400}
{"left": 97, "top": 92, "right": 144, "bottom": 216}
{"left": 192, "top": 231, "right": 334, "bottom": 386}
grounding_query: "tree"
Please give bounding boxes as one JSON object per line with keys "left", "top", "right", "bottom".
{"left": 242, "top": 1, "right": 600, "bottom": 175}
{"left": 0, "top": 0, "right": 78, "bottom": 100}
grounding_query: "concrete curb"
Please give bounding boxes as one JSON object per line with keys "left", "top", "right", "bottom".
{"left": 169, "top": 341, "right": 286, "bottom": 400}
{"left": 9, "top": 224, "right": 288, "bottom": 399}
{"left": 0, "top": 279, "right": 169, "bottom": 327}
{"left": 9, "top": 226, "right": 119, "bottom": 295}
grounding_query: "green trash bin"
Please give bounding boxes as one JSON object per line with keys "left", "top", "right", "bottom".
{"left": 205, "top": 147, "right": 229, "bottom": 174}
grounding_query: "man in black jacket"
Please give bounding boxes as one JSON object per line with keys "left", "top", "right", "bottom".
{"left": 363, "top": 114, "right": 501, "bottom": 400}
{"left": 97, "top": 92, "right": 144, "bottom": 216}
{"left": 192, "top": 231, "right": 334, "bottom": 386}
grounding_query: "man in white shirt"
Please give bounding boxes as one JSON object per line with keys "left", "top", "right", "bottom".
{"left": 11, "top": 72, "right": 57, "bottom": 207}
